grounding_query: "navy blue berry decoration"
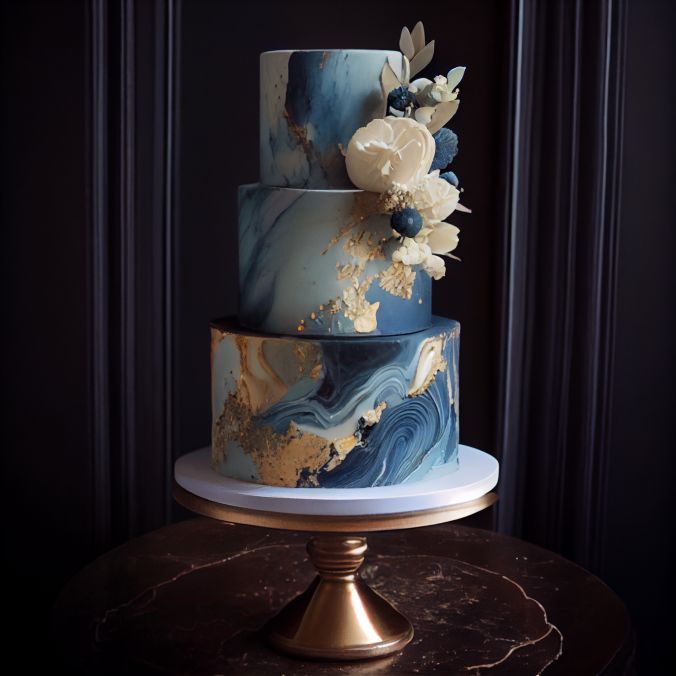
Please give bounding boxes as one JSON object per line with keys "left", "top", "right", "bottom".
{"left": 391, "top": 208, "right": 423, "bottom": 238}
{"left": 387, "top": 86, "right": 416, "bottom": 113}
{"left": 431, "top": 128, "right": 459, "bottom": 171}
{"left": 440, "top": 171, "right": 459, "bottom": 187}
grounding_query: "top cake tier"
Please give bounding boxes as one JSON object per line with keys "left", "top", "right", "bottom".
{"left": 260, "top": 49, "right": 400, "bottom": 189}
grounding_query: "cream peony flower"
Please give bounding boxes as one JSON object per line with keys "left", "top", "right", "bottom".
{"left": 345, "top": 117, "right": 435, "bottom": 193}
{"left": 427, "top": 222, "right": 460, "bottom": 255}
{"left": 413, "top": 171, "right": 460, "bottom": 224}
{"left": 391, "top": 238, "right": 432, "bottom": 266}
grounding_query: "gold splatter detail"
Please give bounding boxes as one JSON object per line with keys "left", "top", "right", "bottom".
{"left": 342, "top": 277, "right": 380, "bottom": 333}
{"left": 317, "top": 190, "right": 431, "bottom": 334}
{"left": 379, "top": 262, "right": 416, "bottom": 300}
{"left": 320, "top": 192, "right": 381, "bottom": 255}
{"left": 377, "top": 184, "right": 415, "bottom": 213}
{"left": 362, "top": 401, "right": 387, "bottom": 426}
{"left": 210, "top": 328, "right": 227, "bottom": 373}
{"left": 334, "top": 435, "right": 358, "bottom": 454}
{"left": 213, "top": 392, "right": 333, "bottom": 487}
{"left": 282, "top": 108, "right": 314, "bottom": 160}
{"left": 337, "top": 261, "right": 362, "bottom": 281}
{"left": 212, "top": 332, "right": 329, "bottom": 487}
{"left": 234, "top": 335, "right": 287, "bottom": 415}
{"left": 322, "top": 435, "right": 358, "bottom": 472}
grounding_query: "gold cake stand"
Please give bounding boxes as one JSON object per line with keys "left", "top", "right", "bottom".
{"left": 173, "top": 479, "right": 498, "bottom": 661}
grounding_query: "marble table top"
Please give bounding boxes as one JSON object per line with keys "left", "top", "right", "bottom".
{"left": 51, "top": 519, "right": 635, "bottom": 674}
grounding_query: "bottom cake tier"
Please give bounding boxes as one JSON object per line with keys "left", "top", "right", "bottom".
{"left": 211, "top": 316, "right": 460, "bottom": 488}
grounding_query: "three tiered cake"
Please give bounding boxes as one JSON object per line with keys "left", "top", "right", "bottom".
{"left": 211, "top": 23, "right": 469, "bottom": 488}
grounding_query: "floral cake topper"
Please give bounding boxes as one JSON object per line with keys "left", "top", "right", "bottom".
{"left": 345, "top": 21, "right": 469, "bottom": 283}
{"left": 302, "top": 22, "right": 469, "bottom": 334}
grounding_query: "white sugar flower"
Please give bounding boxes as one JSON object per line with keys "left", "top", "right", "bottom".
{"left": 391, "top": 238, "right": 432, "bottom": 266}
{"left": 423, "top": 254, "right": 446, "bottom": 280}
{"left": 430, "top": 75, "right": 457, "bottom": 102}
{"left": 413, "top": 171, "right": 460, "bottom": 224}
{"left": 427, "top": 222, "right": 460, "bottom": 255}
{"left": 413, "top": 67, "right": 466, "bottom": 107}
{"left": 345, "top": 117, "right": 435, "bottom": 193}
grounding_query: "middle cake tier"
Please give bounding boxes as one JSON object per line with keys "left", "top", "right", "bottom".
{"left": 238, "top": 183, "right": 432, "bottom": 337}
{"left": 211, "top": 316, "right": 460, "bottom": 488}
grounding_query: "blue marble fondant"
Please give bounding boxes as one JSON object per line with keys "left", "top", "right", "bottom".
{"left": 260, "top": 50, "right": 399, "bottom": 189}
{"left": 210, "top": 317, "right": 460, "bottom": 488}
{"left": 238, "top": 183, "right": 432, "bottom": 337}
{"left": 210, "top": 46, "right": 467, "bottom": 490}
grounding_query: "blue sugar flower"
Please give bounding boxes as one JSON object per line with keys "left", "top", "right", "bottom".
{"left": 391, "top": 208, "right": 423, "bottom": 238}
{"left": 431, "top": 128, "right": 459, "bottom": 171}
{"left": 387, "top": 86, "right": 416, "bottom": 113}
{"left": 440, "top": 171, "right": 459, "bottom": 187}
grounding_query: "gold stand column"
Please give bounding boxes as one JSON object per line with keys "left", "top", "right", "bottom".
{"left": 265, "top": 535, "right": 414, "bottom": 660}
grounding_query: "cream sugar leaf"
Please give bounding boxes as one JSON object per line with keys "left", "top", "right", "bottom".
{"left": 426, "top": 222, "right": 460, "bottom": 256}
{"left": 414, "top": 100, "right": 460, "bottom": 134}
{"left": 409, "top": 41, "right": 435, "bottom": 79}
{"left": 446, "top": 66, "right": 466, "bottom": 91}
{"left": 422, "top": 254, "right": 446, "bottom": 280}
{"left": 399, "top": 22, "right": 435, "bottom": 78}
{"left": 399, "top": 26, "right": 415, "bottom": 60}
{"left": 410, "top": 21, "right": 426, "bottom": 54}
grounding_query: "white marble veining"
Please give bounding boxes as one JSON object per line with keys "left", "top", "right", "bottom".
{"left": 260, "top": 50, "right": 398, "bottom": 188}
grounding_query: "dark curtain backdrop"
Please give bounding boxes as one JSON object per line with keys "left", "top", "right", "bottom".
{"left": 1, "top": 0, "right": 674, "bottom": 673}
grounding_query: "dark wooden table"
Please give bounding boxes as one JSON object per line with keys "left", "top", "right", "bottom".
{"left": 51, "top": 518, "right": 634, "bottom": 674}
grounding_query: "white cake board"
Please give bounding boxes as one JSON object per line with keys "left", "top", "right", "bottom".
{"left": 175, "top": 445, "right": 498, "bottom": 518}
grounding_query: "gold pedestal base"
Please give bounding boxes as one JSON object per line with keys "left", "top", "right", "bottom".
{"left": 173, "top": 478, "right": 498, "bottom": 661}
{"left": 266, "top": 535, "right": 413, "bottom": 660}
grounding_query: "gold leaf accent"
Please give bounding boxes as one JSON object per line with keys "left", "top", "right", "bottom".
{"left": 363, "top": 401, "right": 387, "bottom": 426}
{"left": 211, "top": 333, "right": 332, "bottom": 487}
{"left": 342, "top": 279, "right": 380, "bottom": 334}
{"left": 379, "top": 262, "right": 416, "bottom": 300}
{"left": 214, "top": 393, "right": 333, "bottom": 487}
{"left": 334, "top": 435, "right": 358, "bottom": 454}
